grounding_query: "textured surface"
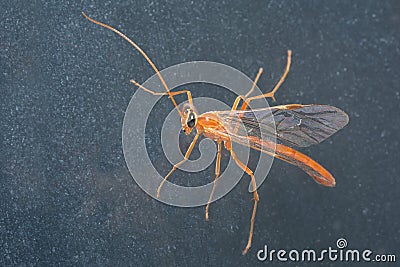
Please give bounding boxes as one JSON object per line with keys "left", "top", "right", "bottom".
{"left": 1, "top": 1, "right": 399, "bottom": 266}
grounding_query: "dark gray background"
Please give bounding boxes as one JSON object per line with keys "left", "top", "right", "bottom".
{"left": 1, "top": 1, "right": 399, "bottom": 266}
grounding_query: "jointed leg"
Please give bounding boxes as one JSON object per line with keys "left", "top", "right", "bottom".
{"left": 231, "top": 49, "right": 292, "bottom": 112}
{"left": 228, "top": 147, "right": 259, "bottom": 201}
{"left": 240, "top": 50, "right": 292, "bottom": 110}
{"left": 228, "top": 68, "right": 264, "bottom": 130}
{"left": 229, "top": 51, "right": 292, "bottom": 135}
{"left": 205, "top": 141, "right": 222, "bottom": 221}
{"left": 227, "top": 143, "right": 259, "bottom": 255}
{"left": 130, "top": 79, "right": 193, "bottom": 105}
{"left": 231, "top": 67, "right": 264, "bottom": 111}
{"left": 157, "top": 132, "right": 201, "bottom": 198}
{"left": 82, "top": 12, "right": 183, "bottom": 114}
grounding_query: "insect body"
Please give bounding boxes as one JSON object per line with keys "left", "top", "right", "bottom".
{"left": 83, "top": 13, "right": 349, "bottom": 255}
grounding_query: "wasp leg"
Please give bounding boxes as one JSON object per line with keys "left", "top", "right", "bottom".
{"left": 205, "top": 141, "right": 222, "bottom": 221}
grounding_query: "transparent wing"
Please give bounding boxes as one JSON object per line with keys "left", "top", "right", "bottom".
{"left": 213, "top": 104, "right": 349, "bottom": 148}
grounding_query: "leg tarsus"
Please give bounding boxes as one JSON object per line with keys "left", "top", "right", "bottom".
{"left": 242, "top": 199, "right": 258, "bottom": 255}
{"left": 230, "top": 67, "right": 263, "bottom": 112}
{"left": 156, "top": 132, "right": 200, "bottom": 198}
{"left": 130, "top": 79, "right": 192, "bottom": 100}
{"left": 240, "top": 50, "right": 292, "bottom": 110}
{"left": 227, "top": 146, "right": 260, "bottom": 255}
{"left": 205, "top": 141, "right": 222, "bottom": 221}
{"left": 244, "top": 67, "right": 264, "bottom": 99}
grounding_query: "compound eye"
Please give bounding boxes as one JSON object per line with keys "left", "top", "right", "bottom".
{"left": 186, "top": 113, "right": 196, "bottom": 128}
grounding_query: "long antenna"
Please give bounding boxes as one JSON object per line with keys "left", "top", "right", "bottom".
{"left": 82, "top": 12, "right": 182, "bottom": 117}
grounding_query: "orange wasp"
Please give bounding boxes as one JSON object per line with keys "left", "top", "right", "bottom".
{"left": 83, "top": 13, "right": 349, "bottom": 255}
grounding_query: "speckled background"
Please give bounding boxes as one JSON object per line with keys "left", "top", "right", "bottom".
{"left": 1, "top": 1, "right": 399, "bottom": 266}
